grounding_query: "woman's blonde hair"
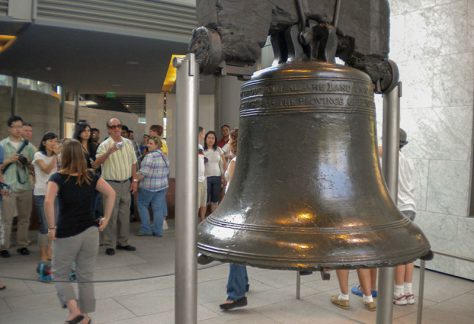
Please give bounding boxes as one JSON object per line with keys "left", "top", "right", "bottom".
{"left": 59, "top": 139, "right": 91, "bottom": 185}
{"left": 230, "top": 129, "right": 239, "bottom": 155}
{"left": 148, "top": 136, "right": 163, "bottom": 150}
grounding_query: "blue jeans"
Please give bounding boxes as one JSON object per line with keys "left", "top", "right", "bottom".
{"left": 34, "top": 195, "right": 48, "bottom": 235}
{"left": 227, "top": 264, "right": 248, "bottom": 301}
{"left": 206, "top": 176, "right": 221, "bottom": 203}
{"left": 137, "top": 188, "right": 167, "bottom": 236}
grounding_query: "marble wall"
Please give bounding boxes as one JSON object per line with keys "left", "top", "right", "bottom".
{"left": 386, "top": 0, "right": 474, "bottom": 279}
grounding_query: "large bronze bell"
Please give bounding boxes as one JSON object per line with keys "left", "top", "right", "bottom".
{"left": 198, "top": 60, "right": 431, "bottom": 270}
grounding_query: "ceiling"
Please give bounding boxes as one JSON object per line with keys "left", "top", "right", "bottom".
{"left": 0, "top": 21, "right": 217, "bottom": 115}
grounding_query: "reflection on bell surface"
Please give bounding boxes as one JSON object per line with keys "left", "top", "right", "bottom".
{"left": 197, "top": 60, "right": 431, "bottom": 270}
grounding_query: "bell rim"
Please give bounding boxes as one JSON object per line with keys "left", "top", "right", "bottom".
{"left": 197, "top": 243, "right": 432, "bottom": 270}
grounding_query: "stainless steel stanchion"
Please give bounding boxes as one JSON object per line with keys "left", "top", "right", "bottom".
{"left": 59, "top": 85, "right": 65, "bottom": 139}
{"left": 376, "top": 82, "right": 401, "bottom": 324}
{"left": 296, "top": 272, "right": 301, "bottom": 299}
{"left": 416, "top": 260, "right": 426, "bottom": 324}
{"left": 74, "top": 91, "right": 80, "bottom": 123}
{"left": 174, "top": 53, "right": 199, "bottom": 324}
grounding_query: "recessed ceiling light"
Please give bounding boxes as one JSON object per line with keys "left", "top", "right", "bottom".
{"left": 125, "top": 104, "right": 130, "bottom": 108}
{"left": 126, "top": 61, "right": 139, "bottom": 65}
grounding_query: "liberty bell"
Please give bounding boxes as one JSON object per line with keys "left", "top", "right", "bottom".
{"left": 197, "top": 18, "right": 431, "bottom": 271}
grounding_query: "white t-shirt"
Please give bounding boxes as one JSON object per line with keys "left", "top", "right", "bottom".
{"left": 204, "top": 147, "right": 224, "bottom": 177}
{"left": 33, "top": 151, "right": 57, "bottom": 196}
{"left": 398, "top": 150, "right": 416, "bottom": 212}
{"left": 198, "top": 144, "right": 205, "bottom": 183}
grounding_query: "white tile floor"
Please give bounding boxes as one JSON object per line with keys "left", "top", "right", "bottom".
{"left": 1, "top": 221, "right": 473, "bottom": 323}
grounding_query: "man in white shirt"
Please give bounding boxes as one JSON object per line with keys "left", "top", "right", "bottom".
{"left": 394, "top": 128, "right": 417, "bottom": 306}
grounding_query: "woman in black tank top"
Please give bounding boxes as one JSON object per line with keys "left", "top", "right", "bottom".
{"left": 45, "top": 139, "right": 115, "bottom": 324}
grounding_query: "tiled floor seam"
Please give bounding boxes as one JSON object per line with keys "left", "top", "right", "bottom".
{"left": 111, "top": 296, "right": 148, "bottom": 318}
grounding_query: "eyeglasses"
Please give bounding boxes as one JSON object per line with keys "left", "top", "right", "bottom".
{"left": 108, "top": 124, "right": 122, "bottom": 129}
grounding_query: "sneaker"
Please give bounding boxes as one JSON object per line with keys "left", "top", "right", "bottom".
{"left": 351, "top": 285, "right": 378, "bottom": 298}
{"left": 219, "top": 297, "right": 247, "bottom": 310}
{"left": 405, "top": 293, "right": 415, "bottom": 305}
{"left": 136, "top": 232, "right": 153, "bottom": 236}
{"left": 17, "top": 247, "right": 30, "bottom": 255}
{"left": 363, "top": 300, "right": 376, "bottom": 311}
{"left": 105, "top": 248, "right": 115, "bottom": 256}
{"left": 393, "top": 294, "right": 407, "bottom": 305}
{"left": 116, "top": 245, "right": 136, "bottom": 251}
{"left": 330, "top": 295, "right": 350, "bottom": 309}
{"left": 69, "top": 270, "right": 77, "bottom": 282}
{"left": 0, "top": 250, "right": 11, "bottom": 258}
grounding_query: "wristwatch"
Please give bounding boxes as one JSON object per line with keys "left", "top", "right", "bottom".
{"left": 133, "top": 178, "right": 138, "bottom": 183}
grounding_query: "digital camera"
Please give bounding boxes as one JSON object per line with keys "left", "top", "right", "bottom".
{"left": 17, "top": 154, "right": 28, "bottom": 166}
{"left": 0, "top": 182, "right": 11, "bottom": 191}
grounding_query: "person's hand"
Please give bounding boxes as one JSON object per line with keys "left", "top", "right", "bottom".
{"left": 9, "top": 154, "right": 20, "bottom": 164}
{"left": 47, "top": 228, "right": 56, "bottom": 241}
{"left": 98, "top": 217, "right": 109, "bottom": 231}
{"left": 107, "top": 144, "right": 120, "bottom": 155}
{"left": 52, "top": 144, "right": 61, "bottom": 155}
{"left": 130, "top": 181, "right": 138, "bottom": 194}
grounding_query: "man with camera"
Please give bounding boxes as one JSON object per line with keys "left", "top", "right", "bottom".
{"left": 0, "top": 115, "right": 36, "bottom": 258}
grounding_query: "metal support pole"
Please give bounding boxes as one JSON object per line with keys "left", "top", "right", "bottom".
{"left": 296, "top": 272, "right": 301, "bottom": 299}
{"left": 59, "top": 86, "right": 65, "bottom": 139}
{"left": 174, "top": 53, "right": 199, "bottom": 324}
{"left": 74, "top": 91, "right": 80, "bottom": 123}
{"left": 11, "top": 76, "right": 17, "bottom": 115}
{"left": 376, "top": 82, "right": 401, "bottom": 324}
{"left": 416, "top": 260, "right": 426, "bottom": 324}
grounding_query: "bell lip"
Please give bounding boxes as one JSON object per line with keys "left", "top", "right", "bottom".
{"left": 197, "top": 245, "right": 432, "bottom": 271}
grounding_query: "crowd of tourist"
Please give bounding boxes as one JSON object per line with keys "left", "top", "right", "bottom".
{"left": 0, "top": 115, "right": 418, "bottom": 321}
{"left": 0, "top": 115, "right": 173, "bottom": 323}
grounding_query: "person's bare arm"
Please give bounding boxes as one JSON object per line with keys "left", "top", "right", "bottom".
{"left": 94, "top": 144, "right": 119, "bottom": 167}
{"left": 95, "top": 178, "right": 116, "bottom": 231}
{"left": 35, "top": 156, "right": 57, "bottom": 174}
{"left": 227, "top": 160, "right": 236, "bottom": 184}
{"left": 130, "top": 162, "right": 138, "bottom": 194}
{"left": 45, "top": 181, "right": 59, "bottom": 240}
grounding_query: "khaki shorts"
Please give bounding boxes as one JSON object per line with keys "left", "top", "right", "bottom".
{"left": 198, "top": 181, "right": 207, "bottom": 209}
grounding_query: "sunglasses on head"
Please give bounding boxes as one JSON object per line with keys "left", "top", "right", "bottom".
{"left": 108, "top": 124, "right": 122, "bottom": 129}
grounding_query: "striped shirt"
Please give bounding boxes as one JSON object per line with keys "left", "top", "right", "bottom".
{"left": 96, "top": 137, "right": 137, "bottom": 181}
{"left": 139, "top": 149, "right": 169, "bottom": 191}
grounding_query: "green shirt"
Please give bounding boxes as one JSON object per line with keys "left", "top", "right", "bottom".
{"left": 0, "top": 137, "right": 36, "bottom": 192}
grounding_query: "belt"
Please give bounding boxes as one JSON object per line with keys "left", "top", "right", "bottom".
{"left": 105, "top": 179, "right": 130, "bottom": 183}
